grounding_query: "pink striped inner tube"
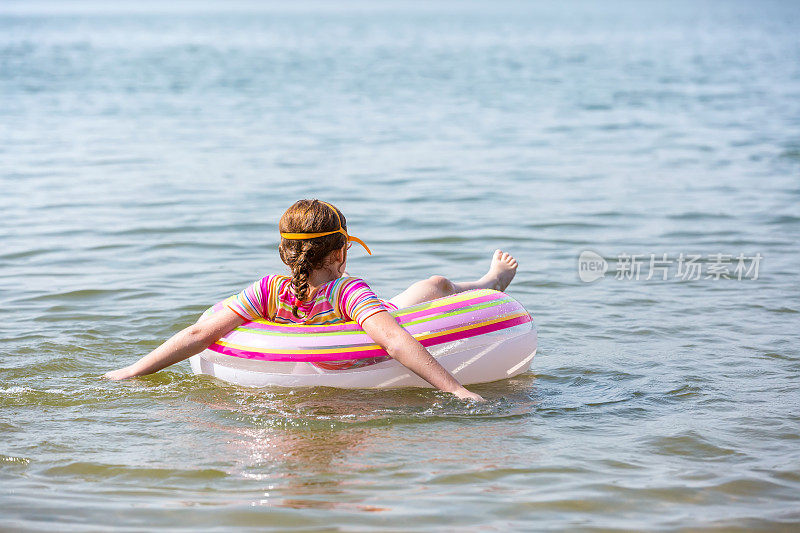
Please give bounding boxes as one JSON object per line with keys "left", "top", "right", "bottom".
{"left": 189, "top": 289, "right": 537, "bottom": 389}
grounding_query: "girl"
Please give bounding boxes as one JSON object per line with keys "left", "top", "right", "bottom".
{"left": 104, "top": 200, "right": 518, "bottom": 402}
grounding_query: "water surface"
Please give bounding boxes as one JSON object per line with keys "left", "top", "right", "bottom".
{"left": 2, "top": 0, "right": 799, "bottom": 530}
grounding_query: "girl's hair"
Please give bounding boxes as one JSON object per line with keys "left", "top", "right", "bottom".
{"left": 278, "top": 199, "right": 347, "bottom": 318}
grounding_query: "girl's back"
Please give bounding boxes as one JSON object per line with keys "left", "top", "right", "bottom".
{"left": 227, "top": 274, "right": 397, "bottom": 326}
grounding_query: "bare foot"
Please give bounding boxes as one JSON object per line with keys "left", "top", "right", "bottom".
{"left": 480, "top": 250, "right": 518, "bottom": 291}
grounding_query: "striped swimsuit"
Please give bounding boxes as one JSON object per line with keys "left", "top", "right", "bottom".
{"left": 227, "top": 275, "right": 398, "bottom": 370}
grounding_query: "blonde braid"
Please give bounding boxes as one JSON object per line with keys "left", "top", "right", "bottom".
{"left": 290, "top": 244, "right": 313, "bottom": 318}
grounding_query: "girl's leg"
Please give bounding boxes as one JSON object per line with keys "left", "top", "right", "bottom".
{"left": 389, "top": 250, "right": 518, "bottom": 309}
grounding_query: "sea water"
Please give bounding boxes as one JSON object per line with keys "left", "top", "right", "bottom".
{"left": 1, "top": 0, "right": 799, "bottom": 530}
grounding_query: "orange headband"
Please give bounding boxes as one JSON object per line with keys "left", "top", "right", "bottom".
{"left": 279, "top": 202, "right": 372, "bottom": 255}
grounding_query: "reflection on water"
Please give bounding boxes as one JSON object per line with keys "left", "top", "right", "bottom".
{"left": 172, "top": 376, "right": 543, "bottom": 511}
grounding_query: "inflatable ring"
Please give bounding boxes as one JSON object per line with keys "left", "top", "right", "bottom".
{"left": 189, "top": 289, "right": 537, "bottom": 389}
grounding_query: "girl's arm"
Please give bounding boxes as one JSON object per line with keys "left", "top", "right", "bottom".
{"left": 102, "top": 308, "right": 245, "bottom": 380}
{"left": 361, "top": 311, "right": 485, "bottom": 402}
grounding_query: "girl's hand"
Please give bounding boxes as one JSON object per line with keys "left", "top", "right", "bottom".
{"left": 102, "top": 367, "right": 134, "bottom": 381}
{"left": 452, "top": 387, "right": 485, "bottom": 402}
{"left": 102, "top": 308, "right": 245, "bottom": 381}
